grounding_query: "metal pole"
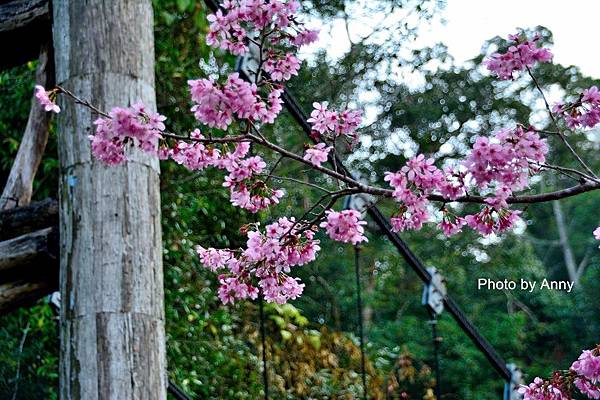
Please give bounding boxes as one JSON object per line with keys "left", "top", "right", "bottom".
{"left": 259, "top": 294, "right": 269, "bottom": 400}
{"left": 354, "top": 246, "right": 368, "bottom": 400}
{"left": 429, "top": 318, "right": 441, "bottom": 400}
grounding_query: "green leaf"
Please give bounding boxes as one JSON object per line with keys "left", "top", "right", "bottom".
{"left": 176, "top": 0, "right": 191, "bottom": 12}
{"left": 280, "top": 330, "right": 292, "bottom": 341}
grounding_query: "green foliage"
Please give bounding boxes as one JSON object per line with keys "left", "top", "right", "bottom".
{"left": 0, "top": 2, "right": 598, "bottom": 399}
{"left": 0, "top": 62, "right": 60, "bottom": 400}
{"left": 0, "top": 305, "right": 58, "bottom": 400}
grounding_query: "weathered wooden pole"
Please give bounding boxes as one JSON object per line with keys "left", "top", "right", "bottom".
{"left": 52, "top": 1, "right": 166, "bottom": 398}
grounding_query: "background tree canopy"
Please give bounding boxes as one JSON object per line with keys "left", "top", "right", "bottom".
{"left": 0, "top": 0, "right": 598, "bottom": 399}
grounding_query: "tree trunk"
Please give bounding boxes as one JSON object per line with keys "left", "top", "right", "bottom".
{"left": 52, "top": 1, "right": 166, "bottom": 399}
{"left": 0, "top": 40, "right": 53, "bottom": 210}
{"left": 552, "top": 200, "right": 586, "bottom": 285}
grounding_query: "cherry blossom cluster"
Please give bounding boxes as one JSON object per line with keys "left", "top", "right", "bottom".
{"left": 594, "top": 227, "right": 600, "bottom": 247}
{"left": 206, "top": 0, "right": 317, "bottom": 55}
{"left": 89, "top": 102, "right": 166, "bottom": 165}
{"left": 264, "top": 52, "right": 301, "bottom": 82}
{"left": 320, "top": 209, "right": 368, "bottom": 245}
{"left": 34, "top": 85, "right": 60, "bottom": 113}
{"left": 553, "top": 86, "right": 600, "bottom": 129}
{"left": 384, "top": 154, "right": 445, "bottom": 233}
{"left": 165, "top": 130, "right": 283, "bottom": 212}
{"left": 199, "top": 0, "right": 316, "bottom": 130}
{"left": 307, "top": 102, "right": 362, "bottom": 143}
{"left": 383, "top": 126, "right": 547, "bottom": 236}
{"left": 484, "top": 32, "right": 553, "bottom": 80}
{"left": 223, "top": 154, "right": 285, "bottom": 212}
{"left": 303, "top": 143, "right": 332, "bottom": 167}
{"left": 196, "top": 217, "right": 321, "bottom": 304}
{"left": 188, "top": 74, "right": 283, "bottom": 130}
{"left": 519, "top": 348, "right": 600, "bottom": 400}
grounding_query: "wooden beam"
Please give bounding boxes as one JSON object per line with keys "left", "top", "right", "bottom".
{"left": 0, "top": 226, "right": 58, "bottom": 315}
{"left": 0, "top": 198, "right": 57, "bottom": 241}
{"left": 0, "top": 276, "right": 57, "bottom": 315}
{"left": 0, "top": 227, "right": 58, "bottom": 276}
{"left": 0, "top": 0, "right": 50, "bottom": 71}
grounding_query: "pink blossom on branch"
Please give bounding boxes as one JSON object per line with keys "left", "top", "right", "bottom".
{"left": 34, "top": 85, "right": 60, "bottom": 113}
{"left": 206, "top": 0, "right": 313, "bottom": 54}
{"left": 188, "top": 74, "right": 283, "bottom": 130}
{"left": 519, "top": 347, "right": 600, "bottom": 400}
{"left": 554, "top": 86, "right": 600, "bottom": 129}
{"left": 307, "top": 102, "right": 362, "bottom": 142}
{"left": 303, "top": 143, "right": 332, "bottom": 166}
{"left": 264, "top": 53, "right": 301, "bottom": 82}
{"left": 320, "top": 209, "right": 368, "bottom": 245}
{"left": 89, "top": 103, "right": 166, "bottom": 165}
{"left": 571, "top": 350, "right": 600, "bottom": 384}
{"left": 484, "top": 32, "right": 553, "bottom": 80}
{"left": 197, "top": 217, "right": 320, "bottom": 304}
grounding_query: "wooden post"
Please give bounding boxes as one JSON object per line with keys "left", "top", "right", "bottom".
{"left": 52, "top": 1, "right": 166, "bottom": 398}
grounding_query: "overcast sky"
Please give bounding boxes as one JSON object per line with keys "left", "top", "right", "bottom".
{"left": 431, "top": 0, "right": 600, "bottom": 78}
{"left": 304, "top": 0, "right": 600, "bottom": 79}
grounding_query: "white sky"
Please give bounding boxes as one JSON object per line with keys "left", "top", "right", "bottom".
{"left": 431, "top": 0, "right": 600, "bottom": 78}
{"left": 303, "top": 0, "right": 600, "bottom": 79}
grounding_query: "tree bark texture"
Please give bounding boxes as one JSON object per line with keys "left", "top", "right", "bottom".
{"left": 0, "top": 227, "right": 58, "bottom": 314}
{"left": 0, "top": 0, "right": 51, "bottom": 71}
{"left": 1, "top": 40, "right": 54, "bottom": 210}
{"left": 0, "top": 198, "right": 58, "bottom": 241}
{"left": 52, "top": 1, "right": 166, "bottom": 399}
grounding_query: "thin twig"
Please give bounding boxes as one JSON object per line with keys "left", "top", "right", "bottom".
{"left": 526, "top": 67, "right": 598, "bottom": 178}
{"left": 11, "top": 321, "right": 30, "bottom": 400}
{"left": 267, "top": 175, "right": 331, "bottom": 193}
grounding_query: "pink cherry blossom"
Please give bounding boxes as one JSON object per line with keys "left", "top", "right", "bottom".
{"left": 34, "top": 85, "right": 60, "bottom": 113}
{"left": 89, "top": 103, "right": 166, "bottom": 165}
{"left": 572, "top": 350, "right": 600, "bottom": 384}
{"left": 198, "top": 217, "right": 320, "bottom": 304}
{"left": 554, "top": 86, "right": 600, "bottom": 129}
{"left": 188, "top": 73, "right": 284, "bottom": 129}
{"left": 264, "top": 53, "right": 300, "bottom": 82}
{"left": 320, "top": 209, "right": 368, "bottom": 245}
{"left": 292, "top": 29, "right": 319, "bottom": 46}
{"left": 463, "top": 126, "right": 547, "bottom": 192}
{"left": 307, "top": 102, "right": 362, "bottom": 142}
{"left": 196, "top": 246, "right": 234, "bottom": 272}
{"left": 484, "top": 32, "right": 553, "bottom": 80}
{"left": 518, "top": 377, "right": 566, "bottom": 400}
{"left": 303, "top": 143, "right": 332, "bottom": 166}
{"left": 575, "top": 378, "right": 600, "bottom": 399}
{"left": 438, "top": 213, "right": 466, "bottom": 237}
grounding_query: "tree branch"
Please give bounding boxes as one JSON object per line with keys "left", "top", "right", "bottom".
{"left": 1, "top": 40, "right": 54, "bottom": 210}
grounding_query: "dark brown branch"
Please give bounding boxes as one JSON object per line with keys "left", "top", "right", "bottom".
{"left": 427, "top": 181, "right": 600, "bottom": 204}
{"left": 0, "top": 0, "right": 50, "bottom": 71}
{"left": 59, "top": 88, "right": 600, "bottom": 207}
{"left": 0, "top": 198, "right": 58, "bottom": 241}
{"left": 0, "top": 227, "right": 58, "bottom": 276}
{"left": 0, "top": 278, "right": 57, "bottom": 315}
{"left": 0, "top": 226, "right": 58, "bottom": 314}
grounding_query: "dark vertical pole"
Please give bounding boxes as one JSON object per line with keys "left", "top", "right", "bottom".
{"left": 354, "top": 246, "right": 367, "bottom": 400}
{"left": 259, "top": 294, "right": 269, "bottom": 400}
{"left": 430, "top": 318, "right": 441, "bottom": 400}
